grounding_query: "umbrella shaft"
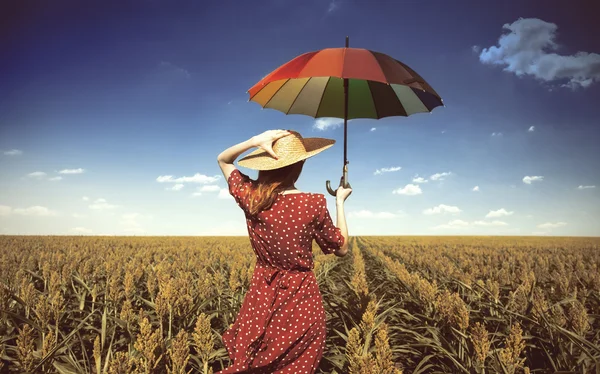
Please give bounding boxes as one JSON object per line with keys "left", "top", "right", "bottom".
{"left": 343, "top": 78, "right": 348, "bottom": 167}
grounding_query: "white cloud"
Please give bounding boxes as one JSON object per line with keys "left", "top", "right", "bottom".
{"left": 374, "top": 166, "right": 401, "bottom": 175}
{"left": 327, "top": 0, "right": 340, "bottom": 13}
{"left": 3, "top": 149, "right": 22, "bottom": 156}
{"left": 157, "top": 173, "right": 220, "bottom": 184}
{"left": 59, "top": 168, "right": 85, "bottom": 174}
{"left": 28, "top": 171, "right": 47, "bottom": 178}
{"left": 577, "top": 185, "right": 596, "bottom": 190}
{"left": 191, "top": 192, "right": 203, "bottom": 197}
{"left": 412, "top": 176, "right": 428, "bottom": 184}
{"left": 218, "top": 188, "right": 233, "bottom": 199}
{"left": 14, "top": 206, "right": 57, "bottom": 216}
{"left": 486, "top": 208, "right": 514, "bottom": 218}
{"left": 72, "top": 213, "right": 86, "bottom": 218}
{"left": 348, "top": 210, "right": 397, "bottom": 219}
{"left": 537, "top": 222, "right": 567, "bottom": 229}
{"left": 491, "top": 132, "right": 503, "bottom": 137}
{"left": 120, "top": 213, "right": 150, "bottom": 228}
{"left": 478, "top": 18, "right": 600, "bottom": 89}
{"left": 472, "top": 186, "right": 480, "bottom": 192}
{"left": 48, "top": 176, "right": 63, "bottom": 181}
{"left": 71, "top": 227, "right": 92, "bottom": 234}
{"left": 423, "top": 204, "right": 462, "bottom": 215}
{"left": 473, "top": 220, "right": 509, "bottom": 227}
{"left": 370, "top": 127, "right": 376, "bottom": 132}
{"left": 432, "top": 219, "right": 470, "bottom": 229}
{"left": 0, "top": 206, "right": 11, "bottom": 216}
{"left": 392, "top": 184, "right": 422, "bottom": 196}
{"left": 200, "top": 185, "right": 221, "bottom": 192}
{"left": 89, "top": 198, "right": 119, "bottom": 210}
{"left": 313, "top": 118, "right": 343, "bottom": 131}
{"left": 82, "top": 196, "right": 89, "bottom": 201}
{"left": 528, "top": 126, "right": 535, "bottom": 132}
{"left": 158, "top": 61, "right": 191, "bottom": 79}
{"left": 523, "top": 175, "right": 544, "bottom": 184}
{"left": 167, "top": 184, "right": 184, "bottom": 191}
{"left": 430, "top": 172, "right": 452, "bottom": 181}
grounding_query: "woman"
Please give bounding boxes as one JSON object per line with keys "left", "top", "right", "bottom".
{"left": 215, "top": 129, "right": 352, "bottom": 373}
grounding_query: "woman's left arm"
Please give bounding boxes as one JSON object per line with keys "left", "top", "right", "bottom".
{"left": 217, "top": 137, "right": 257, "bottom": 182}
{"left": 217, "top": 130, "right": 292, "bottom": 181}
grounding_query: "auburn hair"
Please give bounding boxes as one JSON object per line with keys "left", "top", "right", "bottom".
{"left": 242, "top": 160, "right": 306, "bottom": 218}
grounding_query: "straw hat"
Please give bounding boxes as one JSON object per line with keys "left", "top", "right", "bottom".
{"left": 237, "top": 130, "right": 336, "bottom": 171}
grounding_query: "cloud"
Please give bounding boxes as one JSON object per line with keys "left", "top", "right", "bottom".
{"left": 313, "top": 118, "right": 343, "bottom": 131}
{"left": 473, "top": 220, "right": 509, "bottom": 227}
{"left": 157, "top": 173, "right": 220, "bottom": 184}
{"left": 523, "top": 175, "right": 544, "bottom": 184}
{"left": 491, "top": 132, "right": 503, "bottom": 137}
{"left": 577, "top": 185, "right": 596, "bottom": 190}
{"left": 120, "top": 213, "right": 151, "bottom": 229}
{"left": 423, "top": 204, "right": 462, "bottom": 215}
{"left": 89, "top": 198, "right": 119, "bottom": 210}
{"left": 430, "top": 172, "right": 452, "bottom": 181}
{"left": 3, "top": 149, "right": 22, "bottom": 156}
{"left": 327, "top": 0, "right": 340, "bottom": 13}
{"left": 218, "top": 188, "right": 233, "bottom": 199}
{"left": 528, "top": 126, "right": 535, "bottom": 132}
{"left": 472, "top": 186, "right": 480, "bottom": 192}
{"left": 71, "top": 227, "right": 93, "bottom": 234}
{"left": 348, "top": 210, "right": 397, "bottom": 219}
{"left": 72, "top": 213, "right": 86, "bottom": 218}
{"left": 59, "top": 168, "right": 85, "bottom": 174}
{"left": 374, "top": 166, "right": 401, "bottom": 175}
{"left": 485, "top": 208, "right": 514, "bottom": 218}
{"left": 477, "top": 17, "right": 600, "bottom": 89}
{"left": 432, "top": 220, "right": 470, "bottom": 230}
{"left": 158, "top": 61, "right": 191, "bottom": 79}
{"left": 191, "top": 192, "right": 202, "bottom": 197}
{"left": 392, "top": 184, "right": 422, "bottom": 196}
{"left": 200, "top": 185, "right": 221, "bottom": 192}
{"left": 0, "top": 206, "right": 11, "bottom": 216}
{"left": 370, "top": 127, "right": 376, "bottom": 132}
{"left": 13, "top": 206, "right": 57, "bottom": 216}
{"left": 48, "top": 176, "right": 63, "bottom": 181}
{"left": 537, "top": 222, "right": 567, "bottom": 229}
{"left": 412, "top": 176, "right": 428, "bottom": 184}
{"left": 167, "top": 184, "right": 184, "bottom": 191}
{"left": 82, "top": 196, "right": 89, "bottom": 201}
{"left": 27, "top": 171, "right": 47, "bottom": 178}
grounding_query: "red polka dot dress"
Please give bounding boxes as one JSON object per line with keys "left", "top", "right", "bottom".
{"left": 216, "top": 169, "right": 345, "bottom": 374}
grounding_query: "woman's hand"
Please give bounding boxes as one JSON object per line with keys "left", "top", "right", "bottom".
{"left": 251, "top": 129, "right": 292, "bottom": 160}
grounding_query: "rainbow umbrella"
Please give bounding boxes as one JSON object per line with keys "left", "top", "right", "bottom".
{"left": 248, "top": 37, "right": 443, "bottom": 196}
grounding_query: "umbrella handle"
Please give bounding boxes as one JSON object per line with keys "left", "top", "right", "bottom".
{"left": 326, "top": 163, "right": 351, "bottom": 196}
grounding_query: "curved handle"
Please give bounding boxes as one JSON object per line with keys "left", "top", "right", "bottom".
{"left": 326, "top": 163, "right": 351, "bottom": 197}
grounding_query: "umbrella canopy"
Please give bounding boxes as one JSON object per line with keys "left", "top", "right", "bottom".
{"left": 248, "top": 47, "right": 443, "bottom": 119}
{"left": 247, "top": 38, "right": 443, "bottom": 196}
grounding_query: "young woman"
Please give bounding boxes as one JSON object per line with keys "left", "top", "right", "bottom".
{"left": 216, "top": 129, "right": 352, "bottom": 373}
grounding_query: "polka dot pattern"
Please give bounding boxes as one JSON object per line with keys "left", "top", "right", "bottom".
{"left": 216, "top": 169, "right": 345, "bottom": 373}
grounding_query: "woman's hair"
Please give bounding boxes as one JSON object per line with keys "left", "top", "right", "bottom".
{"left": 244, "top": 160, "right": 305, "bottom": 217}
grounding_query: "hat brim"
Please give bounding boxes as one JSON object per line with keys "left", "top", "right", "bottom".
{"left": 237, "top": 138, "right": 336, "bottom": 170}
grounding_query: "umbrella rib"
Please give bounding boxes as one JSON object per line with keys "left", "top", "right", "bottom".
{"left": 365, "top": 80, "right": 380, "bottom": 119}
{"left": 314, "top": 77, "right": 331, "bottom": 118}
{"left": 262, "top": 79, "right": 290, "bottom": 109}
{"left": 285, "top": 78, "right": 310, "bottom": 115}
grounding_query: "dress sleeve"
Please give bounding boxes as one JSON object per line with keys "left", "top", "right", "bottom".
{"left": 227, "top": 168, "right": 253, "bottom": 211}
{"left": 313, "top": 195, "right": 345, "bottom": 254}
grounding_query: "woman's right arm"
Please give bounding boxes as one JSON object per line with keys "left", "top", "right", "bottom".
{"left": 334, "top": 198, "right": 349, "bottom": 256}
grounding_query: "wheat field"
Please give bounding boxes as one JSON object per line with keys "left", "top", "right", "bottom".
{"left": 0, "top": 235, "right": 598, "bottom": 373}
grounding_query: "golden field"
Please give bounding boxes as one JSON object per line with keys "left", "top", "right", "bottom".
{"left": 0, "top": 235, "right": 598, "bottom": 373}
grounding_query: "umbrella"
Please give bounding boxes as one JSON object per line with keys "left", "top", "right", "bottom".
{"left": 247, "top": 36, "right": 444, "bottom": 196}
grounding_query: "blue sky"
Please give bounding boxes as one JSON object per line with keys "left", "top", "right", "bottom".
{"left": 1, "top": 0, "right": 599, "bottom": 236}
